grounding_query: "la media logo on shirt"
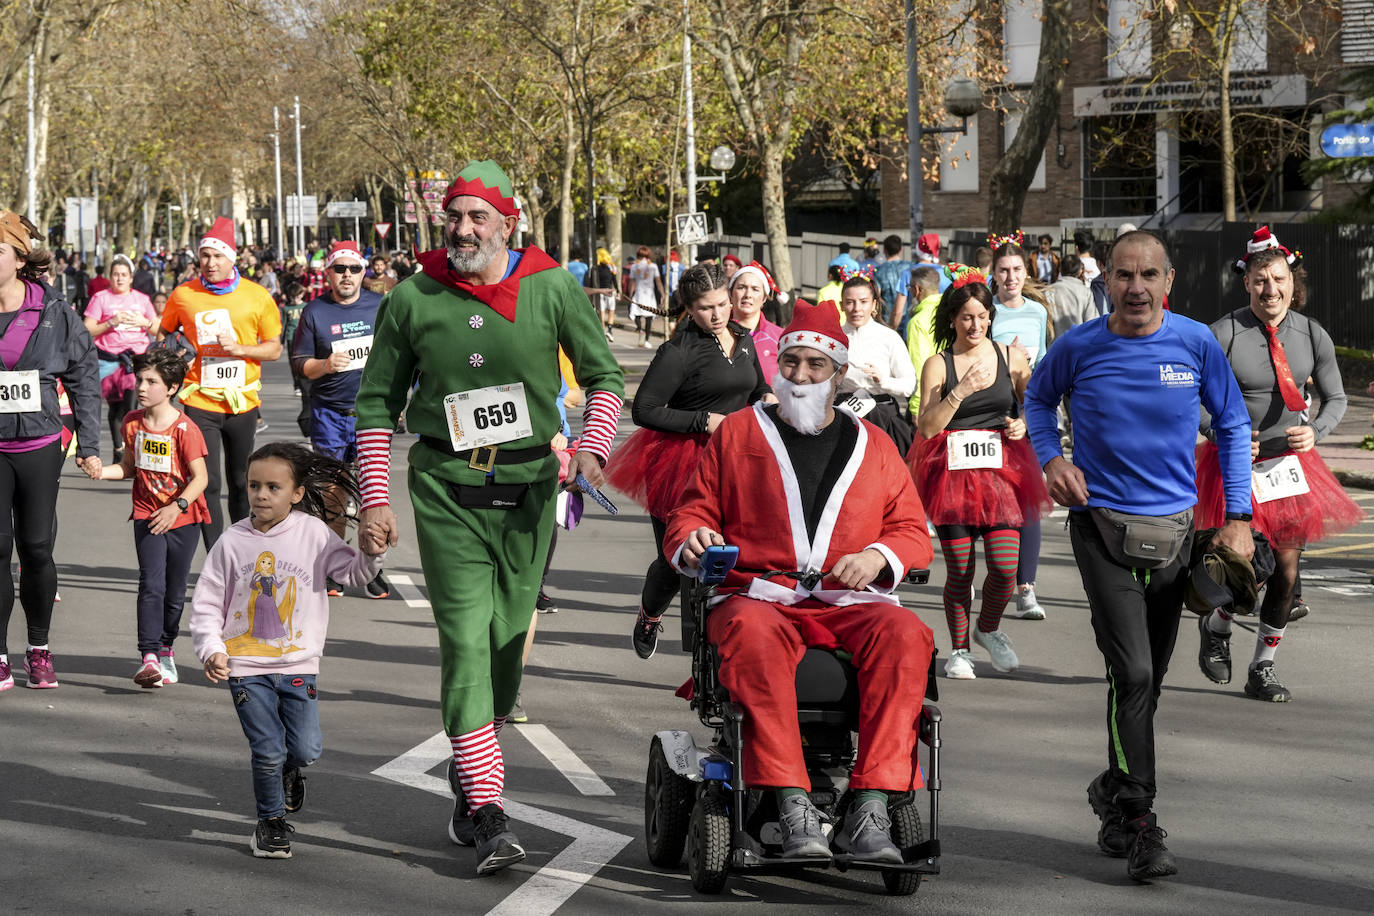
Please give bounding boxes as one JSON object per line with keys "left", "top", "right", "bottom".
{"left": 1158, "top": 363, "right": 1196, "bottom": 387}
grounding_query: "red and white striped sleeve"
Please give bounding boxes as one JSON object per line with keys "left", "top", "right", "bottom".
{"left": 578, "top": 389, "right": 623, "bottom": 464}
{"left": 356, "top": 428, "right": 394, "bottom": 509}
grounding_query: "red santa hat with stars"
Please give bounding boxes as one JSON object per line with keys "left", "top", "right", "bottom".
{"left": 324, "top": 240, "right": 365, "bottom": 269}
{"left": 198, "top": 217, "right": 237, "bottom": 260}
{"left": 779, "top": 299, "right": 849, "bottom": 366}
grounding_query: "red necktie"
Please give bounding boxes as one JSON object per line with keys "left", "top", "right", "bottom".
{"left": 1260, "top": 324, "right": 1308, "bottom": 412}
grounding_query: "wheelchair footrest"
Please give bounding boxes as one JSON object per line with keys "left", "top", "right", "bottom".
{"left": 835, "top": 854, "right": 940, "bottom": 875}
{"left": 730, "top": 846, "right": 834, "bottom": 871}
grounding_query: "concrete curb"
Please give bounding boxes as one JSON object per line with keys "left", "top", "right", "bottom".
{"left": 1333, "top": 468, "right": 1374, "bottom": 490}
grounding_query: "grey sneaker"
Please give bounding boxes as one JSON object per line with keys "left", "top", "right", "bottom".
{"left": 472, "top": 803, "right": 526, "bottom": 875}
{"left": 1006, "top": 585, "right": 1046, "bottom": 620}
{"left": 973, "top": 628, "right": 1019, "bottom": 673}
{"left": 836, "top": 798, "right": 901, "bottom": 864}
{"left": 1196, "top": 613, "right": 1231, "bottom": 684}
{"left": 777, "top": 794, "right": 831, "bottom": 859}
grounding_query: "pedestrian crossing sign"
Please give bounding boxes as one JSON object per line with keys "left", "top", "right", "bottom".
{"left": 675, "top": 211, "right": 710, "bottom": 246}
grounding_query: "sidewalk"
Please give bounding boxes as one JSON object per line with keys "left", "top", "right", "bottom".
{"left": 1318, "top": 392, "right": 1374, "bottom": 488}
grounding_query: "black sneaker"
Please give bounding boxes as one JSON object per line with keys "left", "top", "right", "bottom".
{"left": 1125, "top": 812, "right": 1177, "bottom": 881}
{"left": 535, "top": 591, "right": 558, "bottom": 614}
{"left": 1086, "top": 771, "right": 1132, "bottom": 857}
{"left": 365, "top": 572, "right": 390, "bottom": 600}
{"left": 472, "top": 803, "right": 526, "bottom": 875}
{"left": 447, "top": 759, "right": 474, "bottom": 846}
{"left": 326, "top": 578, "right": 344, "bottom": 598}
{"left": 1196, "top": 614, "right": 1231, "bottom": 685}
{"left": 1244, "top": 661, "right": 1292, "bottom": 702}
{"left": 283, "top": 766, "right": 306, "bottom": 813}
{"left": 251, "top": 816, "right": 294, "bottom": 859}
{"left": 1287, "top": 596, "right": 1309, "bottom": 622}
{"left": 632, "top": 610, "right": 663, "bottom": 659}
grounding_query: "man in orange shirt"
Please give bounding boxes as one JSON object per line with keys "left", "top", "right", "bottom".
{"left": 159, "top": 217, "right": 282, "bottom": 546}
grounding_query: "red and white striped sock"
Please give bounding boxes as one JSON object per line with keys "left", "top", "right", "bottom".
{"left": 356, "top": 428, "right": 394, "bottom": 509}
{"left": 450, "top": 723, "right": 505, "bottom": 811}
{"left": 492, "top": 714, "right": 509, "bottom": 739}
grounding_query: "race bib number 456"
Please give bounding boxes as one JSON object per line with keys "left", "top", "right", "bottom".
{"left": 444, "top": 383, "right": 533, "bottom": 452}
{"left": 0, "top": 370, "right": 40, "bottom": 413}
{"left": 135, "top": 431, "right": 173, "bottom": 473}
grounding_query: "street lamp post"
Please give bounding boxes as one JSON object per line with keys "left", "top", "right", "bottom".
{"left": 905, "top": 0, "right": 983, "bottom": 249}
{"left": 272, "top": 107, "right": 285, "bottom": 262}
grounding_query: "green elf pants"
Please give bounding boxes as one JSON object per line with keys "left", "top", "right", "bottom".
{"left": 410, "top": 465, "right": 557, "bottom": 737}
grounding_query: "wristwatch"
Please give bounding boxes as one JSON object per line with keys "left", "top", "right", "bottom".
{"left": 1225, "top": 511, "right": 1253, "bottom": 522}
{"left": 175, "top": 497, "right": 190, "bottom": 513}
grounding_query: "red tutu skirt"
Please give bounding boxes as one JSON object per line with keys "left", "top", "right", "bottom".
{"left": 1195, "top": 440, "right": 1364, "bottom": 548}
{"left": 907, "top": 428, "right": 1052, "bottom": 528}
{"left": 605, "top": 428, "right": 711, "bottom": 519}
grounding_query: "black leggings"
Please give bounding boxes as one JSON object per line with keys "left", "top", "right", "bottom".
{"left": 0, "top": 440, "right": 65, "bottom": 654}
{"left": 108, "top": 390, "right": 136, "bottom": 457}
{"left": 641, "top": 516, "right": 683, "bottom": 617}
{"left": 185, "top": 405, "right": 259, "bottom": 549}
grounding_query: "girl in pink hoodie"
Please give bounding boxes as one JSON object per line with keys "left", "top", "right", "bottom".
{"left": 191, "top": 442, "right": 385, "bottom": 859}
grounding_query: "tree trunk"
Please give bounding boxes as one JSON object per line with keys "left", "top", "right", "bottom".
{"left": 602, "top": 148, "right": 622, "bottom": 265}
{"left": 559, "top": 103, "right": 575, "bottom": 264}
{"left": 1218, "top": 0, "right": 1240, "bottom": 222}
{"left": 759, "top": 145, "right": 793, "bottom": 306}
{"left": 986, "top": 0, "right": 1071, "bottom": 233}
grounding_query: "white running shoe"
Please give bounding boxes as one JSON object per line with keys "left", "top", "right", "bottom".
{"left": 974, "top": 628, "right": 1020, "bottom": 672}
{"left": 1005, "top": 586, "right": 1046, "bottom": 620}
{"left": 944, "top": 648, "right": 976, "bottom": 679}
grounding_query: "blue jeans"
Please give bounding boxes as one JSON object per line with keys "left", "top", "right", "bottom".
{"left": 230, "top": 674, "right": 322, "bottom": 819}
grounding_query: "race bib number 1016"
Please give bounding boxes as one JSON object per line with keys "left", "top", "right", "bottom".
{"left": 946, "top": 429, "right": 1003, "bottom": 470}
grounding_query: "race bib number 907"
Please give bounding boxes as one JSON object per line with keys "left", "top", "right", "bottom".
{"left": 201, "top": 358, "right": 247, "bottom": 388}
{"left": 0, "top": 370, "right": 40, "bottom": 413}
{"left": 444, "top": 383, "right": 533, "bottom": 452}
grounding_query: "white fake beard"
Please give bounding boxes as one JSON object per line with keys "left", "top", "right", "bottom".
{"left": 772, "top": 371, "right": 836, "bottom": 435}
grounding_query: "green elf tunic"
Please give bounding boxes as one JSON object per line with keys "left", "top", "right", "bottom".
{"left": 356, "top": 245, "right": 624, "bottom": 736}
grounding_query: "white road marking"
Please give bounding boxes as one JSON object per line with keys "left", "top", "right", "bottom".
{"left": 372, "top": 732, "right": 632, "bottom": 916}
{"left": 388, "top": 573, "right": 431, "bottom": 608}
{"left": 515, "top": 724, "right": 615, "bottom": 796}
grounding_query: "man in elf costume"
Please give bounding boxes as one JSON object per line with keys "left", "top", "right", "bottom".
{"left": 667, "top": 302, "right": 934, "bottom": 864}
{"left": 354, "top": 160, "right": 624, "bottom": 875}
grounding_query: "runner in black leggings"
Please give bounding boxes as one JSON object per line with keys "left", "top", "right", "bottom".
{"left": 0, "top": 210, "right": 102, "bottom": 691}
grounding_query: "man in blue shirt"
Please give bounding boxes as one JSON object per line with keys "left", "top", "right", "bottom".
{"left": 292, "top": 240, "right": 389, "bottom": 598}
{"left": 827, "top": 242, "right": 859, "bottom": 274}
{"left": 1025, "top": 231, "right": 1254, "bottom": 884}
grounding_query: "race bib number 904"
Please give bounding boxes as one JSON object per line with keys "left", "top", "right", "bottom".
{"left": 331, "top": 335, "right": 374, "bottom": 372}
{"left": 0, "top": 370, "right": 40, "bottom": 413}
{"left": 946, "top": 429, "right": 1003, "bottom": 470}
{"left": 1252, "top": 454, "right": 1309, "bottom": 504}
{"left": 444, "top": 383, "right": 533, "bottom": 452}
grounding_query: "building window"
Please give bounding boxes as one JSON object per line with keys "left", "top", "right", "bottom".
{"left": 1004, "top": 109, "right": 1047, "bottom": 190}
{"left": 1004, "top": 0, "right": 1043, "bottom": 85}
{"left": 940, "top": 115, "right": 980, "bottom": 192}
{"left": 1344, "top": 0, "right": 1374, "bottom": 64}
{"left": 1229, "top": 0, "right": 1268, "bottom": 73}
{"left": 1107, "top": 0, "right": 1152, "bottom": 79}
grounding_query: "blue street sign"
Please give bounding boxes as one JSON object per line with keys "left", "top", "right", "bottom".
{"left": 1320, "top": 123, "right": 1374, "bottom": 158}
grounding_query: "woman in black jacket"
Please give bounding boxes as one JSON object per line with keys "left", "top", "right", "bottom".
{"left": 606, "top": 262, "right": 772, "bottom": 659}
{"left": 0, "top": 210, "right": 101, "bottom": 690}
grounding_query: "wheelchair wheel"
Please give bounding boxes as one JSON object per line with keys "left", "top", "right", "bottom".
{"left": 883, "top": 798, "right": 924, "bottom": 897}
{"left": 687, "top": 790, "right": 731, "bottom": 894}
{"left": 645, "top": 737, "right": 694, "bottom": 867}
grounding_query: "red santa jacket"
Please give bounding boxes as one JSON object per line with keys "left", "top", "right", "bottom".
{"left": 666, "top": 403, "right": 933, "bottom": 607}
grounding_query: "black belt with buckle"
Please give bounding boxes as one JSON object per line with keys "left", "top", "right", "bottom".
{"left": 419, "top": 436, "right": 551, "bottom": 471}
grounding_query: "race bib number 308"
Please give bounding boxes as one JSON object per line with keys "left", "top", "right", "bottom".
{"left": 444, "top": 383, "right": 533, "bottom": 452}
{"left": 946, "top": 429, "right": 1003, "bottom": 470}
{"left": 0, "top": 370, "right": 40, "bottom": 413}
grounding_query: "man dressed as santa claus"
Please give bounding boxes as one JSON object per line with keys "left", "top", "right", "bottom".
{"left": 667, "top": 301, "right": 935, "bottom": 864}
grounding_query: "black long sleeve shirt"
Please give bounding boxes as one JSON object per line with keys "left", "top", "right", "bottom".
{"left": 631, "top": 321, "right": 770, "bottom": 433}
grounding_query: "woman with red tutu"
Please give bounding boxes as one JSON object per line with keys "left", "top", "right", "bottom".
{"left": 910, "top": 269, "right": 1050, "bottom": 679}
{"left": 1193, "top": 229, "right": 1363, "bottom": 702}
{"left": 606, "top": 262, "right": 771, "bottom": 659}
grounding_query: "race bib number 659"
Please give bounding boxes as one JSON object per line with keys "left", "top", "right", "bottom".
{"left": 443, "top": 383, "right": 533, "bottom": 452}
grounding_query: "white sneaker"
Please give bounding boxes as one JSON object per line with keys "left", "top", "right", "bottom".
{"left": 974, "top": 629, "right": 1020, "bottom": 673}
{"left": 1005, "top": 586, "right": 1046, "bottom": 620}
{"left": 944, "top": 648, "right": 976, "bottom": 679}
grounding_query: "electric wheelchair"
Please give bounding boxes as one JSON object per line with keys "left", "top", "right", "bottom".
{"left": 643, "top": 550, "right": 943, "bottom": 896}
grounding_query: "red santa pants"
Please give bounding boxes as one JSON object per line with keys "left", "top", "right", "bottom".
{"left": 705, "top": 596, "right": 934, "bottom": 792}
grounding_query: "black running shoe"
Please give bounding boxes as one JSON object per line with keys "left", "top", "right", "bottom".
{"left": 1287, "top": 596, "right": 1309, "bottom": 622}
{"left": 632, "top": 610, "right": 663, "bottom": 660}
{"left": 1244, "top": 661, "right": 1292, "bottom": 702}
{"left": 365, "top": 572, "right": 390, "bottom": 599}
{"left": 472, "top": 803, "right": 525, "bottom": 875}
{"left": 535, "top": 591, "right": 558, "bottom": 614}
{"left": 1125, "top": 812, "right": 1177, "bottom": 881}
{"left": 447, "top": 759, "right": 474, "bottom": 846}
{"left": 1086, "top": 770, "right": 1132, "bottom": 857}
{"left": 326, "top": 578, "right": 344, "bottom": 598}
{"left": 283, "top": 766, "right": 306, "bottom": 813}
{"left": 251, "top": 816, "right": 294, "bottom": 859}
{"left": 1196, "top": 614, "right": 1231, "bottom": 685}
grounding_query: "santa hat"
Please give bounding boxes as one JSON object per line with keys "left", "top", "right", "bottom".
{"left": 1233, "top": 225, "right": 1301, "bottom": 275}
{"left": 729, "top": 259, "right": 778, "bottom": 296}
{"left": 779, "top": 300, "right": 849, "bottom": 366}
{"left": 917, "top": 232, "right": 940, "bottom": 259}
{"left": 442, "top": 159, "right": 520, "bottom": 218}
{"left": 198, "top": 217, "right": 237, "bottom": 260}
{"left": 324, "top": 240, "right": 364, "bottom": 269}
{"left": 722, "top": 253, "right": 742, "bottom": 268}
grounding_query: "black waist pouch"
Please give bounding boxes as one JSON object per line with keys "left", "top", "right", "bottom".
{"left": 1089, "top": 507, "right": 1193, "bottom": 569}
{"left": 447, "top": 481, "right": 530, "bottom": 510}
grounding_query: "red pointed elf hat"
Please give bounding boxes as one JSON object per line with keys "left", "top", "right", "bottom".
{"left": 198, "top": 217, "right": 237, "bottom": 260}
{"left": 779, "top": 300, "right": 849, "bottom": 365}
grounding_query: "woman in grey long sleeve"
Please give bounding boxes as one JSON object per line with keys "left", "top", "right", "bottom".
{"left": 1193, "top": 229, "right": 1363, "bottom": 703}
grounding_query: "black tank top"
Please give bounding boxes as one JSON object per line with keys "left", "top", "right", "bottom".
{"left": 940, "top": 344, "right": 1013, "bottom": 430}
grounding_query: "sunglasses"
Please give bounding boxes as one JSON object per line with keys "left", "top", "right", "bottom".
{"left": 330, "top": 264, "right": 364, "bottom": 275}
